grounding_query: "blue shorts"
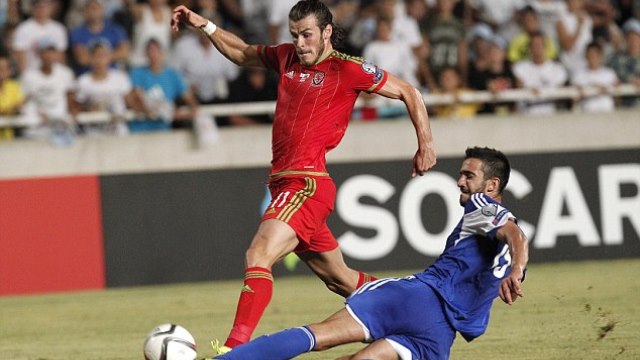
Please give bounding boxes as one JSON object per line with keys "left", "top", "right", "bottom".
{"left": 345, "top": 276, "right": 455, "bottom": 360}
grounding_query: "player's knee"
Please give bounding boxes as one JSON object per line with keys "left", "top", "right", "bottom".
{"left": 244, "top": 246, "right": 272, "bottom": 268}
{"left": 245, "top": 239, "right": 288, "bottom": 268}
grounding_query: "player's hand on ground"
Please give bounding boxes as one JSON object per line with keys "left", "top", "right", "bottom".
{"left": 412, "top": 145, "right": 436, "bottom": 177}
{"left": 171, "top": 5, "right": 207, "bottom": 31}
{"left": 499, "top": 268, "right": 524, "bottom": 305}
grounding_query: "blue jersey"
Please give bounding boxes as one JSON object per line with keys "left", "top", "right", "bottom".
{"left": 415, "top": 193, "right": 516, "bottom": 341}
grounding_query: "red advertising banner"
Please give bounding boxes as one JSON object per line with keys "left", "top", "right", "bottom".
{"left": 0, "top": 175, "right": 105, "bottom": 295}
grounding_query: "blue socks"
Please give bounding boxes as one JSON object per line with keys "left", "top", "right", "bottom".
{"left": 215, "top": 326, "right": 316, "bottom": 360}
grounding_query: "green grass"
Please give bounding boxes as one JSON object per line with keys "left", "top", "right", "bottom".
{"left": 1, "top": 259, "right": 639, "bottom": 359}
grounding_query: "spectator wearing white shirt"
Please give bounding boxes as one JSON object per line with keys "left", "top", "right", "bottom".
{"left": 556, "top": 0, "right": 593, "bottom": 76}
{"left": 571, "top": 41, "right": 619, "bottom": 113}
{"left": 73, "top": 40, "right": 134, "bottom": 134}
{"left": 530, "top": 0, "right": 568, "bottom": 44}
{"left": 12, "top": 0, "right": 68, "bottom": 73}
{"left": 360, "top": 15, "right": 419, "bottom": 116}
{"left": 513, "top": 31, "right": 568, "bottom": 115}
{"left": 363, "top": 16, "right": 418, "bottom": 86}
{"left": 129, "top": 0, "right": 173, "bottom": 67}
{"left": 470, "top": 0, "right": 526, "bottom": 41}
{"left": 20, "top": 37, "right": 76, "bottom": 138}
{"left": 171, "top": 30, "right": 239, "bottom": 104}
{"left": 268, "top": 0, "right": 298, "bottom": 44}
{"left": 349, "top": 0, "right": 423, "bottom": 56}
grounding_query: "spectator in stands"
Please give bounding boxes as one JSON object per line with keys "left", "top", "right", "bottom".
{"left": 404, "top": 0, "right": 429, "bottom": 26}
{"left": 607, "top": 18, "right": 640, "bottom": 107}
{"left": 431, "top": 66, "right": 480, "bottom": 119}
{"left": 0, "top": 0, "right": 20, "bottom": 37}
{"left": 171, "top": 27, "right": 239, "bottom": 105}
{"left": 194, "top": 0, "right": 224, "bottom": 27}
{"left": 363, "top": 16, "right": 419, "bottom": 86}
{"left": 469, "top": 0, "right": 526, "bottom": 41}
{"left": 18, "top": 0, "right": 65, "bottom": 23}
{"left": 224, "top": 67, "right": 278, "bottom": 126}
{"left": 0, "top": 51, "right": 24, "bottom": 139}
{"left": 65, "top": 0, "right": 128, "bottom": 29}
{"left": 610, "top": 0, "right": 637, "bottom": 27}
{"left": 512, "top": 31, "right": 568, "bottom": 115}
{"left": 385, "top": 0, "right": 426, "bottom": 89}
{"left": 12, "top": 0, "right": 67, "bottom": 73}
{"left": 73, "top": 39, "right": 133, "bottom": 135}
{"left": 507, "top": 5, "right": 558, "bottom": 63}
{"left": 421, "top": 0, "right": 468, "bottom": 90}
{"left": 358, "top": 15, "right": 420, "bottom": 117}
{"left": 469, "top": 35, "right": 516, "bottom": 115}
{"left": 556, "top": 0, "right": 593, "bottom": 76}
{"left": 238, "top": 0, "right": 271, "bottom": 44}
{"left": 20, "top": 37, "right": 76, "bottom": 139}
{"left": 128, "top": 38, "right": 198, "bottom": 132}
{"left": 466, "top": 22, "right": 494, "bottom": 87}
{"left": 529, "top": 0, "right": 568, "bottom": 44}
{"left": 347, "top": 1, "right": 379, "bottom": 54}
{"left": 349, "top": 0, "right": 423, "bottom": 62}
{"left": 268, "top": 0, "right": 298, "bottom": 44}
{"left": 585, "top": 0, "right": 624, "bottom": 57}
{"left": 327, "top": 0, "right": 359, "bottom": 34}
{"left": 69, "top": 0, "right": 130, "bottom": 75}
{"left": 571, "top": 41, "right": 619, "bottom": 113}
{"left": 129, "top": 0, "right": 173, "bottom": 67}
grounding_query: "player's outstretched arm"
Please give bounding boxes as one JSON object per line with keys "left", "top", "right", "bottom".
{"left": 171, "top": 5, "right": 264, "bottom": 67}
{"left": 496, "top": 220, "right": 529, "bottom": 305}
{"left": 376, "top": 74, "right": 436, "bottom": 177}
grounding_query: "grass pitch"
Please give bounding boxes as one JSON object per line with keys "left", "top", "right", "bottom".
{"left": 1, "top": 258, "right": 638, "bottom": 360}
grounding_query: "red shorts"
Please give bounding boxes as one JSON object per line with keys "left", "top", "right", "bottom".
{"left": 262, "top": 176, "right": 338, "bottom": 253}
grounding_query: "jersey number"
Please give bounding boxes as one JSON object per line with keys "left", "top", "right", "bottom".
{"left": 270, "top": 191, "right": 291, "bottom": 209}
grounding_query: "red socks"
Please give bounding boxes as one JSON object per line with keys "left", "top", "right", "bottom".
{"left": 357, "top": 271, "right": 377, "bottom": 289}
{"left": 225, "top": 267, "right": 274, "bottom": 348}
{"left": 224, "top": 268, "right": 374, "bottom": 348}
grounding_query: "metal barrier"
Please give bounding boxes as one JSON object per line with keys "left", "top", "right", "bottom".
{"left": 1, "top": 84, "right": 639, "bottom": 127}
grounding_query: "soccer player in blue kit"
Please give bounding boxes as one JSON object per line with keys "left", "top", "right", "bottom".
{"left": 215, "top": 146, "right": 530, "bottom": 360}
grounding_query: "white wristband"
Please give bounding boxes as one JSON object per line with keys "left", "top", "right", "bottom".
{"left": 200, "top": 20, "right": 217, "bottom": 36}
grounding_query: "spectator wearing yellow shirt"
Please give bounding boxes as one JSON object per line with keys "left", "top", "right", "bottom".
{"left": 432, "top": 67, "right": 480, "bottom": 119}
{"left": 507, "top": 5, "right": 558, "bottom": 63}
{"left": 0, "top": 54, "right": 24, "bottom": 140}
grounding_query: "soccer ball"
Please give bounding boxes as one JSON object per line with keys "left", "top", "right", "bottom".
{"left": 143, "top": 323, "right": 197, "bottom": 360}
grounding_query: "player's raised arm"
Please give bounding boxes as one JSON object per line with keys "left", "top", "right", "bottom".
{"left": 496, "top": 220, "right": 530, "bottom": 305}
{"left": 376, "top": 73, "right": 436, "bottom": 177}
{"left": 171, "top": 5, "right": 264, "bottom": 68}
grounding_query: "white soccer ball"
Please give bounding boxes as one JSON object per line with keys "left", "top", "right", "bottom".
{"left": 143, "top": 323, "right": 197, "bottom": 360}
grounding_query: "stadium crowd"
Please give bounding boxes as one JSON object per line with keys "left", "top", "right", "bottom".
{"left": 0, "top": 0, "right": 639, "bottom": 141}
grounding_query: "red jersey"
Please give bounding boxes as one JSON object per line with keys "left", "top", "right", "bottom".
{"left": 257, "top": 44, "right": 388, "bottom": 179}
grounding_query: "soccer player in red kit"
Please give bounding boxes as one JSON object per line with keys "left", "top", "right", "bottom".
{"left": 171, "top": 0, "right": 437, "bottom": 354}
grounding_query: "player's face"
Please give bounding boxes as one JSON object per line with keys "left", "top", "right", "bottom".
{"left": 457, "top": 158, "right": 490, "bottom": 205}
{"left": 290, "top": 15, "right": 330, "bottom": 66}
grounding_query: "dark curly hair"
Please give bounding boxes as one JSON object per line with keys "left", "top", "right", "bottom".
{"left": 288, "top": 0, "right": 346, "bottom": 50}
